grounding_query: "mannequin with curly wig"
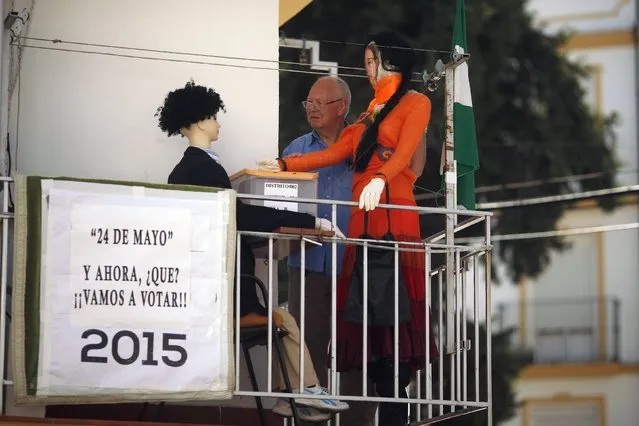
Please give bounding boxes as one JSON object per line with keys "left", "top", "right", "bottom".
{"left": 157, "top": 80, "right": 348, "bottom": 422}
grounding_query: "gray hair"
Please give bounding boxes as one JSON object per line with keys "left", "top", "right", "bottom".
{"left": 318, "top": 75, "right": 351, "bottom": 118}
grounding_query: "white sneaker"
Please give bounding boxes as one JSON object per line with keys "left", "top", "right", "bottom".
{"left": 272, "top": 398, "right": 332, "bottom": 422}
{"left": 294, "top": 385, "right": 349, "bottom": 412}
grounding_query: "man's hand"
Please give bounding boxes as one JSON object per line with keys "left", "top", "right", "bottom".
{"left": 358, "top": 178, "right": 385, "bottom": 211}
{"left": 315, "top": 217, "right": 346, "bottom": 238}
{"left": 257, "top": 159, "right": 282, "bottom": 171}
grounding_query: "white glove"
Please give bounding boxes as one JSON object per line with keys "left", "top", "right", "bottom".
{"left": 257, "top": 159, "right": 282, "bottom": 171}
{"left": 315, "top": 218, "right": 346, "bottom": 238}
{"left": 358, "top": 177, "right": 385, "bottom": 211}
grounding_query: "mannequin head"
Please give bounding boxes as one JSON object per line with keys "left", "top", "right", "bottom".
{"left": 354, "top": 32, "right": 417, "bottom": 172}
{"left": 156, "top": 80, "right": 225, "bottom": 147}
{"left": 364, "top": 31, "right": 416, "bottom": 87}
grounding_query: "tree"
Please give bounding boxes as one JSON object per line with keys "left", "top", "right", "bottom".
{"left": 278, "top": 0, "right": 618, "bottom": 284}
{"left": 422, "top": 323, "right": 532, "bottom": 426}
{"left": 279, "top": 1, "right": 617, "bottom": 423}
{"left": 404, "top": 276, "right": 532, "bottom": 426}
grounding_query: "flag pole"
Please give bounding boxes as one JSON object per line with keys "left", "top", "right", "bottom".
{"left": 425, "top": 48, "right": 470, "bottom": 356}
{"left": 444, "top": 56, "right": 458, "bottom": 357}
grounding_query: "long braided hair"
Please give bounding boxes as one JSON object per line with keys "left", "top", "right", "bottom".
{"left": 354, "top": 32, "right": 417, "bottom": 172}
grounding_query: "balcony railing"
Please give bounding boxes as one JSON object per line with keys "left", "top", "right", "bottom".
{"left": 0, "top": 177, "right": 495, "bottom": 426}
{"left": 495, "top": 297, "right": 621, "bottom": 364}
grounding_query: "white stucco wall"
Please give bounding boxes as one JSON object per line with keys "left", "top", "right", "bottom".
{"left": 501, "top": 373, "right": 639, "bottom": 426}
{"left": 491, "top": 2, "right": 639, "bottom": 424}
{"left": 527, "top": 0, "right": 636, "bottom": 33}
{"left": 491, "top": 0, "right": 638, "bottom": 360}
{"left": 492, "top": 204, "right": 639, "bottom": 364}
{"left": 0, "top": 0, "right": 282, "bottom": 415}
{"left": 6, "top": 0, "right": 280, "bottom": 184}
{"left": 568, "top": 45, "right": 638, "bottom": 186}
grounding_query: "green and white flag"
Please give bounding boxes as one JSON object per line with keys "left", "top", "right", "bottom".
{"left": 445, "top": 0, "right": 479, "bottom": 210}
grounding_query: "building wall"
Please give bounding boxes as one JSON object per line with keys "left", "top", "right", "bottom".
{"left": 0, "top": 0, "right": 283, "bottom": 416}
{"left": 491, "top": 0, "right": 639, "bottom": 355}
{"left": 527, "top": 0, "right": 638, "bottom": 186}
{"left": 5, "top": 0, "right": 281, "bottom": 184}
{"left": 528, "top": 0, "right": 635, "bottom": 33}
{"left": 279, "top": 0, "right": 312, "bottom": 26}
{"left": 519, "top": 205, "right": 639, "bottom": 363}
{"left": 491, "top": 1, "right": 639, "bottom": 424}
{"left": 568, "top": 45, "right": 637, "bottom": 186}
{"left": 501, "top": 372, "right": 639, "bottom": 426}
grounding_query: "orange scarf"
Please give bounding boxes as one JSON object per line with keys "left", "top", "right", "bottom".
{"left": 366, "top": 73, "right": 402, "bottom": 112}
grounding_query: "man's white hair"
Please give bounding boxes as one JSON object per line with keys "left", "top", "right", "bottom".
{"left": 318, "top": 75, "right": 352, "bottom": 117}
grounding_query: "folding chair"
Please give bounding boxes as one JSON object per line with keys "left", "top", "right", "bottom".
{"left": 239, "top": 274, "right": 302, "bottom": 426}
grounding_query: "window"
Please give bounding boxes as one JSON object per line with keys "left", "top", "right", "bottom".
{"left": 527, "top": 398, "right": 604, "bottom": 426}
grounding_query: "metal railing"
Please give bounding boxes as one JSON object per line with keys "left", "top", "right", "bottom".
{"left": 495, "top": 297, "right": 621, "bottom": 364}
{"left": 0, "top": 180, "right": 494, "bottom": 426}
{"left": 0, "top": 178, "right": 12, "bottom": 409}
{"left": 235, "top": 193, "right": 494, "bottom": 425}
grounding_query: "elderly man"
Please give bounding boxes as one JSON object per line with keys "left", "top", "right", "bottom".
{"left": 282, "top": 76, "right": 354, "bottom": 423}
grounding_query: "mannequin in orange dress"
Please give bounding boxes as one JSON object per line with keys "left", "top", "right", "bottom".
{"left": 260, "top": 32, "right": 438, "bottom": 426}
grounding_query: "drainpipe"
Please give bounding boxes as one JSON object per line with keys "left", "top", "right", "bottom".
{"left": 0, "top": 0, "right": 7, "bottom": 179}
{"left": 635, "top": 0, "right": 639, "bottom": 255}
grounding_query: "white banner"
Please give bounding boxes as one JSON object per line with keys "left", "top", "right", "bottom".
{"left": 35, "top": 181, "right": 234, "bottom": 400}
{"left": 69, "top": 203, "right": 193, "bottom": 328}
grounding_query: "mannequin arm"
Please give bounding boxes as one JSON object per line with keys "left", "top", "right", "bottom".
{"left": 377, "top": 94, "right": 431, "bottom": 182}
{"left": 282, "top": 126, "right": 356, "bottom": 172}
{"left": 236, "top": 203, "right": 315, "bottom": 233}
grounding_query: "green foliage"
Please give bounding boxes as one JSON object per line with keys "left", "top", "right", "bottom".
{"left": 411, "top": 279, "right": 532, "bottom": 425}
{"left": 279, "top": 0, "right": 619, "bottom": 283}
{"left": 414, "top": 324, "right": 531, "bottom": 425}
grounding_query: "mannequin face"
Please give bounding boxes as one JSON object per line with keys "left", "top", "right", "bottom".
{"left": 199, "top": 116, "right": 221, "bottom": 142}
{"left": 365, "top": 48, "right": 377, "bottom": 87}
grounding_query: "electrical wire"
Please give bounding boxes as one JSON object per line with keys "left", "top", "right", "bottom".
{"left": 17, "top": 36, "right": 432, "bottom": 79}
{"left": 318, "top": 38, "right": 451, "bottom": 54}
{"left": 417, "top": 182, "right": 639, "bottom": 212}
{"left": 15, "top": 36, "right": 634, "bottom": 211}
{"left": 7, "top": 37, "right": 432, "bottom": 192}
{"left": 11, "top": 42, "right": 426, "bottom": 83}
{"left": 473, "top": 169, "right": 636, "bottom": 193}
{"left": 8, "top": 3, "right": 35, "bottom": 103}
{"left": 456, "top": 222, "right": 639, "bottom": 243}
{"left": 476, "top": 184, "right": 639, "bottom": 209}
{"left": 8, "top": 34, "right": 448, "bottom": 192}
{"left": 3, "top": 2, "right": 34, "bottom": 187}
{"left": 414, "top": 168, "right": 639, "bottom": 200}
{"left": 18, "top": 36, "right": 367, "bottom": 73}
{"left": 11, "top": 42, "right": 372, "bottom": 80}
{"left": 7, "top": 40, "right": 427, "bottom": 188}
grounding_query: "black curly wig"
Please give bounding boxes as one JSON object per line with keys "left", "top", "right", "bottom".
{"left": 156, "top": 80, "right": 226, "bottom": 137}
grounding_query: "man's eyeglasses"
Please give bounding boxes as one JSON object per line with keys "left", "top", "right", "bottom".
{"left": 301, "top": 98, "right": 343, "bottom": 110}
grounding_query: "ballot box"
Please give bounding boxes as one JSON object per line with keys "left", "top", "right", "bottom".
{"left": 230, "top": 168, "right": 319, "bottom": 215}
{"left": 230, "top": 169, "right": 323, "bottom": 260}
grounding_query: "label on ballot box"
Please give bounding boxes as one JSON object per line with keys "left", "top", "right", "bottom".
{"left": 263, "top": 181, "right": 299, "bottom": 212}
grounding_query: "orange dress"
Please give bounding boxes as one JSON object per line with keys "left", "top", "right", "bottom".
{"left": 283, "top": 76, "right": 439, "bottom": 371}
